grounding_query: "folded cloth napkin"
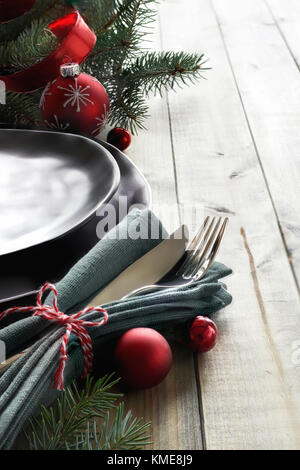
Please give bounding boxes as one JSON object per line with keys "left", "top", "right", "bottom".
{"left": 0, "top": 209, "right": 232, "bottom": 449}
{"left": 0, "top": 209, "right": 166, "bottom": 357}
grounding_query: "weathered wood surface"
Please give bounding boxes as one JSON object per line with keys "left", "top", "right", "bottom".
{"left": 126, "top": 0, "right": 300, "bottom": 449}
{"left": 124, "top": 18, "right": 202, "bottom": 450}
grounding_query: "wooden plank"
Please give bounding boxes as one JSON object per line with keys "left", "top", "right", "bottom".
{"left": 120, "top": 21, "right": 202, "bottom": 450}
{"left": 265, "top": 0, "right": 300, "bottom": 69}
{"left": 160, "top": 0, "right": 300, "bottom": 449}
{"left": 211, "top": 0, "right": 300, "bottom": 286}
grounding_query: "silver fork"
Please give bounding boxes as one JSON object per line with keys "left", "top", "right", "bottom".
{"left": 122, "top": 216, "right": 228, "bottom": 299}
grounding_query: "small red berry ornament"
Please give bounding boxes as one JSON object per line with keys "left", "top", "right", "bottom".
{"left": 107, "top": 127, "right": 131, "bottom": 151}
{"left": 40, "top": 62, "right": 110, "bottom": 137}
{"left": 188, "top": 316, "right": 218, "bottom": 353}
{"left": 114, "top": 328, "right": 172, "bottom": 390}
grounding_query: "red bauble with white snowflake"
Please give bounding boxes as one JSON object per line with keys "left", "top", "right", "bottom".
{"left": 40, "top": 62, "right": 110, "bottom": 137}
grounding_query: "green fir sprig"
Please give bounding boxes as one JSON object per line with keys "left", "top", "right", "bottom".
{"left": 0, "top": 0, "right": 209, "bottom": 133}
{"left": 77, "top": 404, "right": 152, "bottom": 450}
{"left": 25, "top": 374, "right": 152, "bottom": 450}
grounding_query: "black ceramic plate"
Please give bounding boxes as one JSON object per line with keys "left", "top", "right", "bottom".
{"left": 0, "top": 140, "right": 151, "bottom": 309}
{"left": 0, "top": 129, "right": 120, "bottom": 256}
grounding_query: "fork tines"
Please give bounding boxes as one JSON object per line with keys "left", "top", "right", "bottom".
{"left": 177, "top": 216, "right": 228, "bottom": 280}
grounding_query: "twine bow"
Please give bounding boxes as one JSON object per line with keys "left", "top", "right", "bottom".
{"left": 0, "top": 282, "right": 108, "bottom": 390}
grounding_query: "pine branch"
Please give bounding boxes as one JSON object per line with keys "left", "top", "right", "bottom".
{"left": 0, "top": 0, "right": 210, "bottom": 134}
{"left": 0, "top": 92, "right": 42, "bottom": 128}
{"left": 0, "top": 20, "right": 58, "bottom": 72}
{"left": 25, "top": 374, "right": 124, "bottom": 450}
{"left": 24, "top": 375, "right": 151, "bottom": 451}
{"left": 108, "top": 85, "right": 149, "bottom": 134}
{"left": 84, "top": 0, "right": 157, "bottom": 66}
{"left": 125, "top": 51, "right": 210, "bottom": 96}
{"left": 114, "top": 0, "right": 157, "bottom": 70}
{"left": 0, "top": 0, "right": 65, "bottom": 43}
{"left": 81, "top": 0, "right": 122, "bottom": 35}
{"left": 78, "top": 1, "right": 209, "bottom": 133}
{"left": 78, "top": 404, "right": 152, "bottom": 450}
{"left": 0, "top": 0, "right": 68, "bottom": 72}
{"left": 83, "top": 50, "right": 209, "bottom": 133}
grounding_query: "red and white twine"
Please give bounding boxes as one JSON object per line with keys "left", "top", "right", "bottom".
{"left": 0, "top": 282, "right": 108, "bottom": 391}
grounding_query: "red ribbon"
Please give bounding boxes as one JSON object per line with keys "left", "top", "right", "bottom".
{"left": 0, "top": 282, "right": 108, "bottom": 391}
{"left": 0, "top": 11, "right": 96, "bottom": 93}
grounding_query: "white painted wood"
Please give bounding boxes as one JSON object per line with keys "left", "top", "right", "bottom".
{"left": 211, "top": 0, "right": 300, "bottom": 285}
{"left": 159, "top": 0, "right": 300, "bottom": 449}
{"left": 265, "top": 0, "right": 300, "bottom": 68}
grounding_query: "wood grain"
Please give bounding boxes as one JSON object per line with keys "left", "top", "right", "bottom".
{"left": 159, "top": 0, "right": 300, "bottom": 449}
{"left": 212, "top": 0, "right": 300, "bottom": 286}
{"left": 122, "top": 20, "right": 202, "bottom": 450}
{"left": 265, "top": 0, "right": 300, "bottom": 69}
{"left": 10, "top": 0, "right": 300, "bottom": 451}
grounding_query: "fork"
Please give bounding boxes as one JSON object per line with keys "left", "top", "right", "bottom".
{"left": 0, "top": 216, "right": 228, "bottom": 376}
{"left": 122, "top": 215, "right": 228, "bottom": 299}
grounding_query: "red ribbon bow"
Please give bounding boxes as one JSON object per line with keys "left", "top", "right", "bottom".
{"left": 0, "top": 11, "right": 96, "bottom": 92}
{"left": 0, "top": 282, "right": 108, "bottom": 391}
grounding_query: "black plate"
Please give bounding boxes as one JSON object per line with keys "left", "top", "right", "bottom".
{"left": 0, "top": 140, "right": 151, "bottom": 308}
{"left": 0, "top": 129, "right": 120, "bottom": 256}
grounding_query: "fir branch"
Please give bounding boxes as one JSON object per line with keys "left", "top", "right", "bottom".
{"left": 0, "top": 20, "right": 58, "bottom": 72}
{"left": 108, "top": 84, "right": 149, "bottom": 133}
{"left": 0, "top": 92, "right": 42, "bottom": 128}
{"left": 85, "top": 0, "right": 157, "bottom": 64}
{"left": 114, "top": 0, "right": 157, "bottom": 70}
{"left": 82, "top": 0, "right": 123, "bottom": 35}
{"left": 0, "top": 0, "right": 65, "bottom": 43}
{"left": 0, "top": 0, "right": 210, "bottom": 134}
{"left": 125, "top": 51, "right": 210, "bottom": 96}
{"left": 26, "top": 375, "right": 121, "bottom": 450}
{"left": 78, "top": 404, "right": 152, "bottom": 450}
{"left": 80, "top": 1, "right": 209, "bottom": 133}
{"left": 24, "top": 375, "right": 151, "bottom": 451}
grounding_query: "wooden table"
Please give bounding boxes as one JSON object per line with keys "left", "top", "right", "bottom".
{"left": 124, "top": 0, "right": 300, "bottom": 450}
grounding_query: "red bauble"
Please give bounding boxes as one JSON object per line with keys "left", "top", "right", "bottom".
{"left": 0, "top": 0, "right": 36, "bottom": 22}
{"left": 188, "top": 316, "right": 217, "bottom": 353}
{"left": 40, "top": 71, "right": 110, "bottom": 137}
{"left": 107, "top": 127, "right": 131, "bottom": 151}
{"left": 114, "top": 328, "right": 172, "bottom": 390}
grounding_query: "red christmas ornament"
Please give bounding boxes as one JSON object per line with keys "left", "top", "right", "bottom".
{"left": 40, "top": 62, "right": 110, "bottom": 137}
{"left": 114, "top": 328, "right": 172, "bottom": 390}
{"left": 107, "top": 127, "right": 131, "bottom": 151}
{"left": 188, "top": 316, "right": 217, "bottom": 353}
{"left": 0, "top": 0, "right": 36, "bottom": 23}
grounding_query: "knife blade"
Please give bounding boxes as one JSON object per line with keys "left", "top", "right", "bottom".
{"left": 88, "top": 225, "right": 188, "bottom": 306}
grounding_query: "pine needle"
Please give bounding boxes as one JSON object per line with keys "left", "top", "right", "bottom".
{"left": 24, "top": 375, "right": 151, "bottom": 450}
{"left": 0, "top": 0, "right": 210, "bottom": 134}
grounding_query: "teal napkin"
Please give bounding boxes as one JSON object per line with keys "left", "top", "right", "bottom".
{"left": 0, "top": 209, "right": 166, "bottom": 357}
{"left": 0, "top": 209, "right": 232, "bottom": 449}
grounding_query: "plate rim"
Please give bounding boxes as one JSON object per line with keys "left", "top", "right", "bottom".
{"left": 0, "top": 139, "right": 152, "bottom": 305}
{"left": 99, "top": 139, "right": 153, "bottom": 209}
{"left": 0, "top": 128, "right": 121, "bottom": 257}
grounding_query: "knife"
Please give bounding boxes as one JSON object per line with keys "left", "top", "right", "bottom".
{"left": 0, "top": 225, "right": 188, "bottom": 375}
{"left": 88, "top": 225, "right": 189, "bottom": 306}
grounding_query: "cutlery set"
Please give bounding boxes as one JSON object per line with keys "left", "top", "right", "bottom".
{"left": 122, "top": 216, "right": 228, "bottom": 300}
{"left": 0, "top": 129, "right": 229, "bottom": 373}
{"left": 0, "top": 215, "right": 228, "bottom": 374}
